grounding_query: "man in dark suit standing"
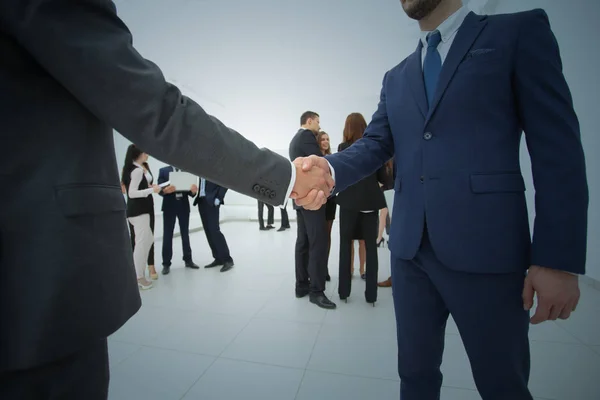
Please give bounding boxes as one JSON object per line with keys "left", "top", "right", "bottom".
{"left": 289, "top": 112, "right": 335, "bottom": 310}
{"left": 157, "top": 166, "right": 201, "bottom": 275}
{"left": 257, "top": 200, "right": 275, "bottom": 230}
{"left": 194, "top": 178, "right": 234, "bottom": 273}
{"left": 278, "top": 205, "right": 291, "bottom": 231}
{"left": 0, "top": 1, "right": 333, "bottom": 398}
{"left": 297, "top": 1, "right": 588, "bottom": 399}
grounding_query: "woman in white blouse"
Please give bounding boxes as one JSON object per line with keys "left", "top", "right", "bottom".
{"left": 121, "top": 145, "right": 160, "bottom": 289}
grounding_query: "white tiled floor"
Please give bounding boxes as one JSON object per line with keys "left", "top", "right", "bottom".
{"left": 108, "top": 221, "right": 600, "bottom": 400}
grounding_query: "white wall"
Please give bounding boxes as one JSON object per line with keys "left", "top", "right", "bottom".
{"left": 487, "top": 0, "right": 600, "bottom": 281}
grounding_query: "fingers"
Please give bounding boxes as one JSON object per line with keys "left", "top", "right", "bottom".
{"left": 548, "top": 305, "right": 563, "bottom": 321}
{"left": 558, "top": 304, "right": 572, "bottom": 320}
{"left": 530, "top": 298, "right": 551, "bottom": 324}
{"left": 522, "top": 276, "right": 535, "bottom": 311}
{"left": 301, "top": 155, "right": 319, "bottom": 171}
{"left": 295, "top": 189, "right": 326, "bottom": 210}
{"left": 303, "top": 190, "right": 326, "bottom": 210}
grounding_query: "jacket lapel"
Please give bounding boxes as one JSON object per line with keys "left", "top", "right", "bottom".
{"left": 406, "top": 43, "right": 428, "bottom": 119}
{"left": 426, "top": 12, "right": 487, "bottom": 122}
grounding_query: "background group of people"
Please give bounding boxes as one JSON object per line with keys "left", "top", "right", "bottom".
{"left": 290, "top": 111, "right": 395, "bottom": 310}
{"left": 120, "top": 144, "right": 234, "bottom": 290}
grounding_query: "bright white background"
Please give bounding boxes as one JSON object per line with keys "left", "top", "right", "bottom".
{"left": 111, "top": 0, "right": 599, "bottom": 281}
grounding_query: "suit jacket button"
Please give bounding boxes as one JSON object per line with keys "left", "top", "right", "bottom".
{"left": 264, "top": 189, "right": 271, "bottom": 197}
{"left": 270, "top": 191, "right": 276, "bottom": 199}
{"left": 420, "top": 176, "right": 425, "bottom": 183}
{"left": 253, "top": 184, "right": 260, "bottom": 193}
{"left": 423, "top": 132, "right": 432, "bottom": 140}
{"left": 259, "top": 188, "right": 266, "bottom": 195}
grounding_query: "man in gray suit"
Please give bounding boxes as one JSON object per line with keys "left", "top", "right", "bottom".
{"left": 0, "top": 1, "right": 332, "bottom": 398}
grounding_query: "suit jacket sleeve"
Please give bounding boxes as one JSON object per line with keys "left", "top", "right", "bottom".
{"left": 0, "top": 0, "right": 291, "bottom": 206}
{"left": 515, "top": 10, "right": 588, "bottom": 274}
{"left": 325, "top": 72, "right": 395, "bottom": 193}
{"left": 217, "top": 185, "right": 228, "bottom": 203}
{"left": 157, "top": 168, "right": 168, "bottom": 197}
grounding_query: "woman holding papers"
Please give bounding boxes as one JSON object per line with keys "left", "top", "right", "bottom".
{"left": 121, "top": 145, "right": 160, "bottom": 290}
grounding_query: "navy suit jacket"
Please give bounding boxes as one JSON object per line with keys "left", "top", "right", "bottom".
{"left": 157, "top": 166, "right": 194, "bottom": 213}
{"left": 326, "top": 10, "right": 588, "bottom": 275}
{"left": 193, "top": 179, "right": 228, "bottom": 207}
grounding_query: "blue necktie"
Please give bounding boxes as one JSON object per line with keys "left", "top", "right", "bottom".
{"left": 423, "top": 30, "right": 442, "bottom": 107}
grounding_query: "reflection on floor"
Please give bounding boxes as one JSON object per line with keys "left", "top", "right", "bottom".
{"left": 108, "top": 221, "right": 600, "bottom": 400}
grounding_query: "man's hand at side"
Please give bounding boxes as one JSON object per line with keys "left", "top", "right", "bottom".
{"left": 290, "top": 156, "right": 334, "bottom": 210}
{"left": 523, "top": 265, "right": 580, "bottom": 324}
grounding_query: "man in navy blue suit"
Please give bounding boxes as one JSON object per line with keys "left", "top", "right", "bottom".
{"left": 194, "top": 177, "right": 234, "bottom": 273}
{"left": 296, "top": 0, "right": 588, "bottom": 399}
{"left": 157, "top": 166, "right": 201, "bottom": 275}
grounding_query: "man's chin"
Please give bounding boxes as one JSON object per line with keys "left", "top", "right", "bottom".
{"left": 402, "top": 0, "right": 443, "bottom": 21}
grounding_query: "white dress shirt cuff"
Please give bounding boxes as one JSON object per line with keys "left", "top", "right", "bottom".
{"left": 326, "top": 160, "right": 336, "bottom": 195}
{"left": 283, "top": 160, "right": 296, "bottom": 207}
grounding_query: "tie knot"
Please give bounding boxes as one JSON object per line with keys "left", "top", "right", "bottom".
{"left": 427, "top": 30, "right": 442, "bottom": 48}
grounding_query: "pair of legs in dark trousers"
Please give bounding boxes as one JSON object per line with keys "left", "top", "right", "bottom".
{"left": 295, "top": 207, "right": 328, "bottom": 293}
{"left": 129, "top": 211, "right": 154, "bottom": 265}
{"left": 391, "top": 228, "right": 532, "bottom": 400}
{"left": 0, "top": 339, "right": 109, "bottom": 400}
{"left": 338, "top": 208, "right": 378, "bottom": 303}
{"left": 198, "top": 198, "right": 232, "bottom": 263}
{"left": 280, "top": 207, "right": 290, "bottom": 228}
{"left": 258, "top": 201, "right": 274, "bottom": 228}
{"left": 162, "top": 204, "right": 192, "bottom": 266}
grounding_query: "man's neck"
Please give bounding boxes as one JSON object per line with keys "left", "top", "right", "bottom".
{"left": 419, "top": 0, "right": 462, "bottom": 31}
{"left": 301, "top": 125, "right": 315, "bottom": 134}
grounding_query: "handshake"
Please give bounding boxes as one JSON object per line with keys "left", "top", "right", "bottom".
{"left": 290, "top": 155, "right": 334, "bottom": 210}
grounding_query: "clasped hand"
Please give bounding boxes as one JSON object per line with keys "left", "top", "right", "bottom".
{"left": 290, "top": 155, "right": 334, "bottom": 210}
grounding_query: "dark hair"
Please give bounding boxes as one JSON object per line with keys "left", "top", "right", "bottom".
{"left": 300, "top": 111, "right": 319, "bottom": 126}
{"left": 121, "top": 144, "right": 143, "bottom": 188}
{"left": 317, "top": 131, "right": 331, "bottom": 155}
{"left": 342, "top": 113, "right": 367, "bottom": 144}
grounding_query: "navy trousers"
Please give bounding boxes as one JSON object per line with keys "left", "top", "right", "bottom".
{"left": 198, "top": 199, "right": 232, "bottom": 263}
{"left": 391, "top": 230, "right": 533, "bottom": 400}
{"left": 162, "top": 203, "right": 192, "bottom": 266}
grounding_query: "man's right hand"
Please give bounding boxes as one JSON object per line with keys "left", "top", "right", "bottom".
{"left": 291, "top": 156, "right": 334, "bottom": 210}
{"left": 163, "top": 185, "right": 177, "bottom": 194}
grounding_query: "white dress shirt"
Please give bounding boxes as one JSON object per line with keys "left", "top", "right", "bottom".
{"left": 128, "top": 162, "right": 154, "bottom": 198}
{"left": 420, "top": 5, "right": 469, "bottom": 67}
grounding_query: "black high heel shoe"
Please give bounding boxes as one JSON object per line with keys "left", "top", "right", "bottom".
{"left": 377, "top": 238, "right": 385, "bottom": 247}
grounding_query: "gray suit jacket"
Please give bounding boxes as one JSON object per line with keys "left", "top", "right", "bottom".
{"left": 0, "top": 0, "right": 291, "bottom": 372}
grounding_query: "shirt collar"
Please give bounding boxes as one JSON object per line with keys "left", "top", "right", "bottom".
{"left": 133, "top": 162, "right": 144, "bottom": 169}
{"left": 420, "top": 5, "right": 470, "bottom": 47}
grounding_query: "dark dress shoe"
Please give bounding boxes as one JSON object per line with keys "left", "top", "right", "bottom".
{"left": 204, "top": 260, "right": 222, "bottom": 268}
{"left": 161, "top": 265, "right": 171, "bottom": 275}
{"left": 220, "top": 261, "right": 234, "bottom": 272}
{"left": 277, "top": 226, "right": 286, "bottom": 232}
{"left": 259, "top": 226, "right": 268, "bottom": 231}
{"left": 309, "top": 293, "right": 337, "bottom": 310}
{"left": 185, "top": 261, "right": 200, "bottom": 269}
{"left": 266, "top": 225, "right": 275, "bottom": 230}
{"left": 295, "top": 288, "right": 309, "bottom": 298}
